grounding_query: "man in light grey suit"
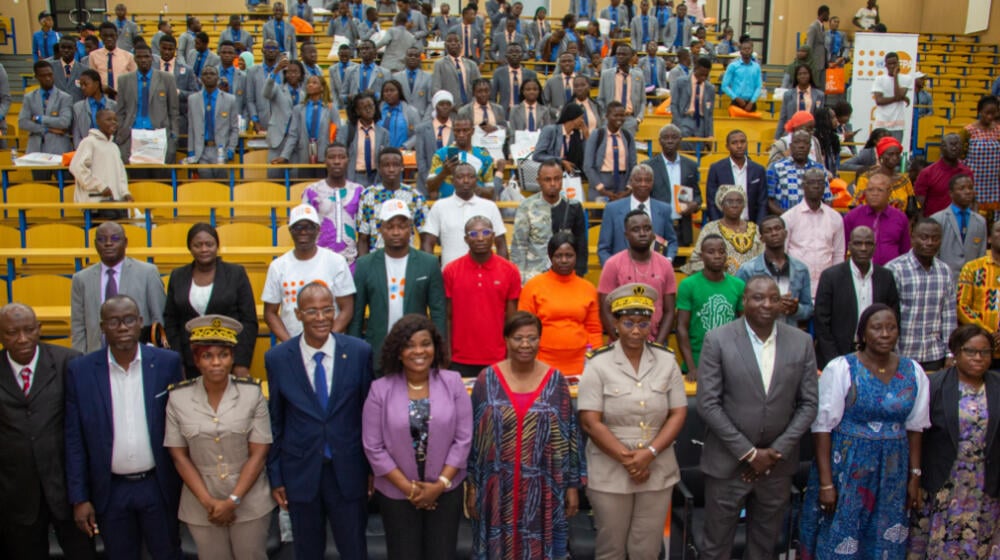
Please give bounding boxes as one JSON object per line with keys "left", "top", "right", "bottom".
{"left": 569, "top": 0, "right": 597, "bottom": 21}
{"left": 70, "top": 221, "right": 166, "bottom": 354}
{"left": 431, "top": 31, "right": 481, "bottom": 107}
{"left": 393, "top": 47, "right": 434, "bottom": 117}
{"left": 807, "top": 6, "right": 829, "bottom": 89}
{"left": 542, "top": 53, "right": 578, "bottom": 111}
{"left": 247, "top": 40, "right": 283, "bottom": 132}
{"left": 50, "top": 37, "right": 86, "bottom": 102}
{"left": 19, "top": 60, "right": 75, "bottom": 161}
{"left": 430, "top": 4, "right": 456, "bottom": 39}
{"left": 216, "top": 41, "right": 248, "bottom": 118}
{"left": 341, "top": 40, "right": 390, "bottom": 107}
{"left": 219, "top": 15, "right": 254, "bottom": 54}
{"left": 187, "top": 66, "right": 240, "bottom": 179}
{"left": 662, "top": 2, "right": 694, "bottom": 48}
{"left": 639, "top": 41, "right": 669, "bottom": 91}
{"left": 186, "top": 32, "right": 221, "bottom": 79}
{"left": 600, "top": 0, "right": 630, "bottom": 35}
{"left": 291, "top": 0, "right": 314, "bottom": 23}
{"left": 263, "top": 3, "right": 298, "bottom": 60}
{"left": 397, "top": 0, "right": 429, "bottom": 45}
{"left": 176, "top": 17, "right": 200, "bottom": 66}
{"left": 630, "top": 0, "right": 660, "bottom": 49}
{"left": 328, "top": 44, "right": 357, "bottom": 110}
{"left": 327, "top": 2, "right": 362, "bottom": 48}
{"left": 597, "top": 44, "right": 646, "bottom": 137}
{"left": 375, "top": 13, "right": 418, "bottom": 73}
{"left": 491, "top": 45, "right": 537, "bottom": 109}
{"left": 449, "top": 6, "right": 485, "bottom": 63}
{"left": 156, "top": 35, "right": 198, "bottom": 150}
{"left": 667, "top": 48, "right": 692, "bottom": 92}
{"left": 114, "top": 43, "right": 180, "bottom": 164}
{"left": 489, "top": 17, "right": 527, "bottom": 62}
{"left": 670, "top": 57, "right": 715, "bottom": 148}
{"left": 931, "top": 174, "right": 987, "bottom": 281}
{"left": 697, "top": 275, "right": 818, "bottom": 560}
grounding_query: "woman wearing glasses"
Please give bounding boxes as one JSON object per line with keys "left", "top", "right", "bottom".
{"left": 909, "top": 325, "right": 1000, "bottom": 559}
{"left": 577, "top": 282, "right": 688, "bottom": 559}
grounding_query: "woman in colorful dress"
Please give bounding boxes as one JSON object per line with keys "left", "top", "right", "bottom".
{"left": 300, "top": 143, "right": 365, "bottom": 268}
{"left": 800, "top": 303, "right": 930, "bottom": 559}
{"left": 909, "top": 324, "right": 1000, "bottom": 559}
{"left": 379, "top": 79, "right": 421, "bottom": 149}
{"left": 684, "top": 184, "right": 763, "bottom": 275}
{"left": 961, "top": 95, "right": 1000, "bottom": 221}
{"left": 851, "top": 136, "right": 917, "bottom": 215}
{"left": 467, "top": 311, "right": 583, "bottom": 560}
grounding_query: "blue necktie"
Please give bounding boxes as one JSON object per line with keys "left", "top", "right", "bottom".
{"left": 620, "top": 71, "right": 628, "bottom": 106}
{"left": 651, "top": 60, "right": 659, "bottom": 88}
{"left": 612, "top": 133, "right": 621, "bottom": 189}
{"left": 642, "top": 16, "right": 649, "bottom": 44}
{"left": 107, "top": 53, "right": 115, "bottom": 89}
{"left": 437, "top": 124, "right": 446, "bottom": 149}
{"left": 565, "top": 75, "right": 572, "bottom": 104}
{"left": 138, "top": 73, "right": 149, "bottom": 120}
{"left": 340, "top": 63, "right": 347, "bottom": 82}
{"left": 41, "top": 89, "right": 50, "bottom": 113}
{"left": 455, "top": 59, "right": 468, "bottom": 104}
{"left": 360, "top": 64, "right": 371, "bottom": 92}
{"left": 194, "top": 51, "right": 206, "bottom": 77}
{"left": 298, "top": 3, "right": 305, "bottom": 18}
{"left": 611, "top": 9, "right": 618, "bottom": 27}
{"left": 695, "top": 82, "right": 702, "bottom": 127}
{"left": 312, "top": 352, "right": 332, "bottom": 458}
{"left": 89, "top": 98, "right": 103, "bottom": 128}
{"left": 527, "top": 106, "right": 535, "bottom": 131}
{"left": 363, "top": 126, "right": 373, "bottom": 174}
{"left": 464, "top": 25, "right": 472, "bottom": 58}
{"left": 675, "top": 18, "right": 683, "bottom": 47}
{"left": 799, "top": 90, "right": 805, "bottom": 111}
{"left": 290, "top": 87, "right": 300, "bottom": 105}
{"left": 481, "top": 105, "right": 489, "bottom": 125}
{"left": 65, "top": 63, "right": 72, "bottom": 78}
{"left": 275, "top": 20, "right": 285, "bottom": 51}
{"left": 408, "top": 70, "right": 416, "bottom": 92}
{"left": 959, "top": 209, "right": 969, "bottom": 242}
{"left": 204, "top": 90, "right": 216, "bottom": 144}
{"left": 309, "top": 101, "right": 320, "bottom": 140}
{"left": 512, "top": 70, "right": 520, "bottom": 104}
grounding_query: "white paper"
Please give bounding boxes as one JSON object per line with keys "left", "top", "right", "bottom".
{"left": 509, "top": 130, "right": 541, "bottom": 161}
{"left": 472, "top": 127, "right": 506, "bottom": 161}
{"left": 129, "top": 128, "right": 168, "bottom": 164}
{"left": 12, "top": 153, "right": 64, "bottom": 166}
{"left": 327, "top": 35, "right": 351, "bottom": 60}
{"left": 598, "top": 18, "right": 613, "bottom": 36}
{"left": 562, "top": 174, "right": 583, "bottom": 200}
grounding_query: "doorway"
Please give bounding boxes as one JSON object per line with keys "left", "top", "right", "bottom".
{"left": 717, "top": 0, "right": 770, "bottom": 61}
{"left": 50, "top": 0, "right": 108, "bottom": 32}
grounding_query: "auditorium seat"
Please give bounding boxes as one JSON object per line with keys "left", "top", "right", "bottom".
{"left": 5, "top": 183, "right": 62, "bottom": 220}
{"left": 176, "top": 181, "right": 232, "bottom": 220}
{"left": 233, "top": 182, "right": 289, "bottom": 219}
{"left": 150, "top": 223, "right": 199, "bottom": 267}
{"left": 23, "top": 224, "right": 87, "bottom": 268}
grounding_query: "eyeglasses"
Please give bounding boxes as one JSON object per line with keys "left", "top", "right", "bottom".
{"left": 961, "top": 347, "right": 992, "bottom": 358}
{"left": 509, "top": 335, "right": 540, "bottom": 345}
{"left": 95, "top": 235, "right": 123, "bottom": 244}
{"left": 301, "top": 306, "right": 336, "bottom": 318}
{"left": 466, "top": 229, "right": 493, "bottom": 238}
{"left": 621, "top": 320, "right": 651, "bottom": 330}
{"left": 263, "top": 45, "right": 280, "bottom": 51}
{"left": 290, "top": 222, "right": 318, "bottom": 233}
{"left": 103, "top": 315, "right": 139, "bottom": 329}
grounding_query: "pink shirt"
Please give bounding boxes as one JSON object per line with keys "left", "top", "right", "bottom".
{"left": 783, "top": 200, "right": 846, "bottom": 298}
{"left": 88, "top": 48, "right": 137, "bottom": 89}
{"left": 597, "top": 250, "right": 677, "bottom": 338}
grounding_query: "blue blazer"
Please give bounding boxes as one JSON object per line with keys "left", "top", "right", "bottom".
{"left": 705, "top": 157, "right": 769, "bottom": 224}
{"left": 64, "top": 346, "right": 183, "bottom": 514}
{"left": 265, "top": 334, "right": 373, "bottom": 503}
{"left": 597, "top": 197, "right": 678, "bottom": 265}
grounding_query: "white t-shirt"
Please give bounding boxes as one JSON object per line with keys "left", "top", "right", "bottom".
{"left": 871, "top": 74, "right": 912, "bottom": 131}
{"left": 385, "top": 254, "right": 408, "bottom": 333}
{"left": 420, "top": 195, "right": 506, "bottom": 268}
{"left": 261, "top": 247, "right": 357, "bottom": 337}
{"left": 854, "top": 6, "right": 878, "bottom": 29}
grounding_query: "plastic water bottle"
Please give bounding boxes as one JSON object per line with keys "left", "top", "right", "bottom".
{"left": 647, "top": 101, "right": 654, "bottom": 115}
{"left": 10, "top": 148, "right": 17, "bottom": 163}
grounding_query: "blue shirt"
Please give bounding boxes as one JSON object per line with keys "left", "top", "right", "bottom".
{"left": 735, "top": 254, "right": 814, "bottom": 324}
{"left": 275, "top": 20, "right": 286, "bottom": 51}
{"left": 951, "top": 204, "right": 970, "bottom": 242}
{"left": 134, "top": 71, "right": 153, "bottom": 130}
{"left": 380, "top": 103, "right": 409, "bottom": 148}
{"left": 721, "top": 58, "right": 762, "bottom": 102}
{"left": 202, "top": 88, "right": 218, "bottom": 143}
{"left": 33, "top": 30, "right": 60, "bottom": 62}
{"left": 87, "top": 97, "right": 107, "bottom": 129}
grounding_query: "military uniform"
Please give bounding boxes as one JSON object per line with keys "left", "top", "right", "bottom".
{"left": 509, "top": 192, "right": 588, "bottom": 283}
{"left": 576, "top": 283, "right": 688, "bottom": 560}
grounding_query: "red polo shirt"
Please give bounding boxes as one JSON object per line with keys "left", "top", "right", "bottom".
{"left": 914, "top": 159, "right": 973, "bottom": 217}
{"left": 443, "top": 254, "right": 522, "bottom": 365}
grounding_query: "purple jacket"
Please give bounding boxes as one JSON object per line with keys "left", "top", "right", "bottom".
{"left": 362, "top": 368, "right": 473, "bottom": 500}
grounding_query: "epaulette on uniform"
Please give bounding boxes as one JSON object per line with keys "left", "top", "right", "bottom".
{"left": 167, "top": 378, "right": 198, "bottom": 392}
{"left": 232, "top": 375, "right": 262, "bottom": 386}
{"left": 586, "top": 343, "right": 615, "bottom": 359}
{"left": 646, "top": 341, "right": 674, "bottom": 353}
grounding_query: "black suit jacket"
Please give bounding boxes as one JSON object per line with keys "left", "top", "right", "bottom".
{"left": 645, "top": 153, "right": 701, "bottom": 246}
{"left": 814, "top": 261, "right": 900, "bottom": 368}
{"left": 923, "top": 367, "right": 1000, "bottom": 497}
{"left": 162, "top": 259, "right": 259, "bottom": 373}
{"left": 0, "top": 343, "right": 81, "bottom": 524}
{"left": 705, "top": 157, "right": 768, "bottom": 224}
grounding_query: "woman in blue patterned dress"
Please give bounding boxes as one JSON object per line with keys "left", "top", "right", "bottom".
{"left": 800, "top": 303, "right": 930, "bottom": 559}
{"left": 909, "top": 324, "right": 1000, "bottom": 559}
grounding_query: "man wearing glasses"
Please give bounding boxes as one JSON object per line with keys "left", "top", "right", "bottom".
{"left": 262, "top": 204, "right": 357, "bottom": 342}
{"left": 70, "top": 222, "right": 165, "bottom": 354}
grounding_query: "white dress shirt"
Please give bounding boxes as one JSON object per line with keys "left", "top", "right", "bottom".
{"left": 630, "top": 195, "right": 654, "bottom": 230}
{"left": 730, "top": 157, "right": 750, "bottom": 221}
{"left": 300, "top": 334, "right": 335, "bottom": 396}
{"left": 661, "top": 154, "right": 683, "bottom": 219}
{"left": 109, "top": 345, "right": 156, "bottom": 474}
{"left": 8, "top": 348, "right": 39, "bottom": 395}
{"left": 850, "top": 259, "right": 874, "bottom": 322}
{"left": 745, "top": 319, "right": 776, "bottom": 395}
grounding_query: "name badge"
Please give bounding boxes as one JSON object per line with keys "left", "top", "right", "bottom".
{"left": 158, "top": 91, "right": 166, "bottom": 97}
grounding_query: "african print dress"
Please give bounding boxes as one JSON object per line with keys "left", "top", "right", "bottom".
{"left": 963, "top": 122, "right": 1000, "bottom": 212}
{"left": 301, "top": 181, "right": 363, "bottom": 266}
{"left": 683, "top": 219, "right": 764, "bottom": 276}
{"left": 800, "top": 354, "right": 924, "bottom": 560}
{"left": 468, "top": 365, "right": 584, "bottom": 560}
{"left": 909, "top": 382, "right": 1000, "bottom": 559}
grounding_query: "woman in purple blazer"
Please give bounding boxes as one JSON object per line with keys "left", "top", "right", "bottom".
{"left": 362, "top": 314, "right": 473, "bottom": 560}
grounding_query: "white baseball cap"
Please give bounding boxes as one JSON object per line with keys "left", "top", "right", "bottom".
{"left": 379, "top": 198, "right": 412, "bottom": 223}
{"left": 289, "top": 203, "right": 321, "bottom": 226}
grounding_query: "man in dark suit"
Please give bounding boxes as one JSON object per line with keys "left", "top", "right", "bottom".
{"left": 350, "top": 200, "right": 446, "bottom": 373}
{"left": 646, "top": 124, "right": 701, "bottom": 246}
{"left": 50, "top": 36, "right": 86, "bottom": 102}
{"left": 266, "top": 282, "right": 374, "bottom": 560}
{"left": 814, "top": 226, "right": 901, "bottom": 368}
{"left": 697, "top": 276, "right": 818, "bottom": 560}
{"left": 0, "top": 303, "right": 95, "bottom": 560}
{"left": 597, "top": 163, "right": 678, "bottom": 264}
{"left": 706, "top": 130, "right": 769, "bottom": 224}
{"left": 64, "top": 295, "right": 183, "bottom": 560}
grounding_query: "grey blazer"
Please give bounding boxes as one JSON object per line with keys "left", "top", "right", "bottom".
{"left": 531, "top": 123, "right": 565, "bottom": 162}
{"left": 931, "top": 207, "right": 988, "bottom": 281}
{"left": 667, "top": 64, "right": 689, "bottom": 92}
{"left": 597, "top": 66, "right": 646, "bottom": 122}
{"left": 294, "top": 102, "right": 343, "bottom": 164}
{"left": 776, "top": 87, "right": 826, "bottom": 139}
{"left": 639, "top": 56, "right": 669, "bottom": 90}
{"left": 185, "top": 50, "right": 221, "bottom": 76}
{"left": 491, "top": 66, "right": 538, "bottom": 109}
{"left": 458, "top": 102, "right": 508, "bottom": 130}
{"left": 263, "top": 19, "right": 298, "bottom": 59}
{"left": 218, "top": 27, "right": 254, "bottom": 52}
{"left": 670, "top": 75, "right": 715, "bottom": 139}
{"left": 697, "top": 319, "right": 819, "bottom": 479}
{"left": 542, "top": 72, "right": 577, "bottom": 110}
{"left": 393, "top": 68, "right": 433, "bottom": 116}
{"left": 375, "top": 27, "right": 418, "bottom": 73}
{"left": 524, "top": 20, "right": 551, "bottom": 50}
{"left": 448, "top": 24, "right": 485, "bottom": 62}
{"left": 48, "top": 58, "right": 86, "bottom": 102}
{"left": 177, "top": 31, "right": 197, "bottom": 65}
{"left": 326, "top": 16, "right": 361, "bottom": 43}
{"left": 187, "top": 89, "right": 240, "bottom": 161}
{"left": 569, "top": 0, "right": 598, "bottom": 19}
{"left": 806, "top": 19, "right": 827, "bottom": 86}
{"left": 358, "top": 19, "right": 382, "bottom": 41}
{"left": 70, "top": 257, "right": 166, "bottom": 353}
{"left": 290, "top": 2, "right": 314, "bottom": 23}
{"left": 112, "top": 19, "right": 141, "bottom": 53}
{"left": 583, "top": 127, "right": 637, "bottom": 197}
{"left": 263, "top": 78, "right": 302, "bottom": 158}
{"left": 341, "top": 63, "right": 390, "bottom": 107}
{"left": 329, "top": 61, "right": 358, "bottom": 108}
{"left": 431, "top": 56, "right": 481, "bottom": 106}
{"left": 507, "top": 103, "right": 555, "bottom": 133}
{"left": 599, "top": 5, "right": 630, "bottom": 32}
{"left": 18, "top": 87, "right": 74, "bottom": 155}
{"left": 407, "top": 119, "right": 452, "bottom": 194}
{"left": 72, "top": 97, "right": 118, "bottom": 147}
{"left": 407, "top": 10, "right": 430, "bottom": 43}
{"left": 431, "top": 16, "right": 457, "bottom": 39}
{"left": 630, "top": 13, "right": 660, "bottom": 49}
{"left": 114, "top": 70, "right": 180, "bottom": 161}
{"left": 489, "top": 29, "right": 527, "bottom": 61}
{"left": 215, "top": 66, "right": 248, "bottom": 118}
{"left": 661, "top": 15, "right": 693, "bottom": 47}
{"left": 335, "top": 124, "right": 390, "bottom": 184}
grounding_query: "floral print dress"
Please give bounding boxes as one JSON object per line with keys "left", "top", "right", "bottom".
{"left": 908, "top": 382, "right": 1000, "bottom": 560}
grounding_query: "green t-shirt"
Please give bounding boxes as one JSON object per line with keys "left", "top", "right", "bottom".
{"left": 676, "top": 272, "right": 746, "bottom": 370}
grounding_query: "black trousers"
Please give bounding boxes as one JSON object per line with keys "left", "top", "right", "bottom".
{"left": 450, "top": 362, "right": 490, "bottom": 378}
{"left": 0, "top": 490, "right": 97, "bottom": 560}
{"left": 377, "top": 488, "right": 463, "bottom": 560}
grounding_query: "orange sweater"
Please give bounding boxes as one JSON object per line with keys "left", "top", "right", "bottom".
{"left": 518, "top": 270, "right": 604, "bottom": 375}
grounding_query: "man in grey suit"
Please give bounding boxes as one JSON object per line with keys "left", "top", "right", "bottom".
{"left": 639, "top": 40, "right": 669, "bottom": 91}
{"left": 375, "top": 13, "right": 418, "bottom": 73}
{"left": 327, "top": 2, "right": 362, "bottom": 48}
{"left": 542, "top": 52, "right": 578, "bottom": 111}
{"left": 450, "top": 5, "right": 485, "bottom": 63}
{"left": 432, "top": 31, "right": 481, "bottom": 107}
{"left": 646, "top": 124, "right": 702, "bottom": 246}
{"left": 597, "top": 44, "right": 646, "bottom": 137}
{"left": 397, "top": 0, "right": 429, "bottom": 45}
{"left": 216, "top": 41, "right": 248, "bottom": 118}
{"left": 697, "top": 275, "right": 818, "bottom": 560}
{"left": 584, "top": 102, "right": 637, "bottom": 201}
{"left": 186, "top": 66, "right": 240, "bottom": 179}
{"left": 248, "top": 40, "right": 283, "bottom": 132}
{"left": 490, "top": 17, "right": 526, "bottom": 62}
{"left": 662, "top": 2, "right": 694, "bottom": 48}
{"left": 219, "top": 15, "right": 254, "bottom": 54}
{"left": 630, "top": 0, "right": 660, "bottom": 50}
{"left": 491, "top": 45, "right": 536, "bottom": 109}
{"left": 394, "top": 47, "right": 433, "bottom": 117}
{"left": 600, "top": 0, "right": 630, "bottom": 36}
{"left": 114, "top": 43, "right": 180, "bottom": 164}
{"left": 341, "top": 40, "right": 390, "bottom": 107}
{"left": 156, "top": 35, "right": 198, "bottom": 150}
{"left": 329, "top": 44, "right": 356, "bottom": 110}
{"left": 176, "top": 17, "right": 200, "bottom": 66}
{"left": 72, "top": 69, "right": 118, "bottom": 147}
{"left": 430, "top": 4, "right": 456, "bottom": 39}
{"left": 186, "top": 32, "right": 221, "bottom": 79}
{"left": 110, "top": 3, "right": 141, "bottom": 53}
{"left": 18, "top": 61, "right": 74, "bottom": 180}
{"left": 667, "top": 48, "right": 692, "bottom": 92}
{"left": 263, "top": 2, "right": 298, "bottom": 60}
{"left": 670, "top": 57, "right": 715, "bottom": 149}
{"left": 807, "top": 6, "right": 829, "bottom": 89}
{"left": 70, "top": 222, "right": 166, "bottom": 354}
{"left": 50, "top": 37, "right": 86, "bottom": 102}
{"left": 931, "top": 174, "right": 987, "bottom": 281}
{"left": 291, "top": 0, "right": 314, "bottom": 23}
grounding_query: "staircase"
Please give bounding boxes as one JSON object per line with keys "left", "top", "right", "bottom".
{"left": 1, "top": 53, "right": 35, "bottom": 102}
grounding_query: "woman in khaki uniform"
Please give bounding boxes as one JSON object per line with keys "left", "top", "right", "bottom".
{"left": 165, "top": 315, "right": 275, "bottom": 560}
{"left": 578, "top": 283, "right": 689, "bottom": 560}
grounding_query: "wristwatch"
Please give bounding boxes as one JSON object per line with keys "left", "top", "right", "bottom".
{"left": 910, "top": 468, "right": 922, "bottom": 477}
{"left": 438, "top": 475, "right": 453, "bottom": 489}
{"left": 229, "top": 494, "right": 241, "bottom": 505}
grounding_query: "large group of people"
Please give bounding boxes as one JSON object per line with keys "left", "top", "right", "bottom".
{"left": 4, "top": 1, "right": 1000, "bottom": 559}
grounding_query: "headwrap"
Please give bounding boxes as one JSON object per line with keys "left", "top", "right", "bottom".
{"left": 875, "top": 136, "right": 903, "bottom": 157}
{"left": 431, "top": 90, "right": 454, "bottom": 108}
{"left": 557, "top": 102, "right": 584, "bottom": 124}
{"left": 786, "top": 45, "right": 811, "bottom": 78}
{"left": 784, "top": 110, "right": 815, "bottom": 133}
{"left": 714, "top": 183, "right": 747, "bottom": 211}
{"left": 239, "top": 52, "right": 255, "bottom": 70}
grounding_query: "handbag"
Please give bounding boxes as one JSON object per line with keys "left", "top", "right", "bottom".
{"left": 825, "top": 67, "right": 846, "bottom": 95}
{"left": 141, "top": 321, "right": 170, "bottom": 348}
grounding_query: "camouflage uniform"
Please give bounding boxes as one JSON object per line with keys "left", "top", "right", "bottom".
{"left": 511, "top": 192, "right": 586, "bottom": 283}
